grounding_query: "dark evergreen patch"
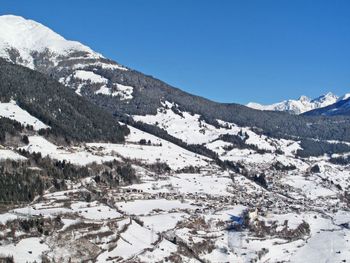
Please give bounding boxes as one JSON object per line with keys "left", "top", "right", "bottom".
{"left": 329, "top": 155, "right": 350, "bottom": 166}
{"left": 0, "top": 151, "right": 138, "bottom": 203}
{"left": 0, "top": 59, "right": 129, "bottom": 143}
{"left": 0, "top": 117, "right": 23, "bottom": 143}
{"left": 296, "top": 139, "right": 350, "bottom": 158}
{"left": 219, "top": 133, "right": 272, "bottom": 154}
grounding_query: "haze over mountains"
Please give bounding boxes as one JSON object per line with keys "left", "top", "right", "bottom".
{"left": 0, "top": 14, "right": 350, "bottom": 262}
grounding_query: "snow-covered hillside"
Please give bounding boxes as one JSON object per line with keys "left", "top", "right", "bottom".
{"left": 0, "top": 14, "right": 130, "bottom": 99}
{"left": 134, "top": 101, "right": 301, "bottom": 156}
{"left": 247, "top": 92, "right": 338, "bottom": 114}
{"left": 17, "top": 126, "right": 210, "bottom": 170}
{"left": 0, "top": 100, "right": 49, "bottom": 130}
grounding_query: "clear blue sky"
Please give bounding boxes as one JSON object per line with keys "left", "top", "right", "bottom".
{"left": 1, "top": 0, "right": 350, "bottom": 104}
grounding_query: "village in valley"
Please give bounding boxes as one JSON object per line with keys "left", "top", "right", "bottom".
{"left": 0, "top": 101, "right": 349, "bottom": 262}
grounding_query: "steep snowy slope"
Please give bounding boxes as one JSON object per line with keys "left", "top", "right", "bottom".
{"left": 0, "top": 14, "right": 129, "bottom": 99}
{"left": 0, "top": 100, "right": 49, "bottom": 130}
{"left": 0, "top": 15, "right": 100, "bottom": 69}
{"left": 247, "top": 92, "right": 338, "bottom": 114}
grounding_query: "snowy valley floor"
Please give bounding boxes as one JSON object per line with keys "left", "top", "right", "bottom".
{"left": 1, "top": 162, "right": 349, "bottom": 263}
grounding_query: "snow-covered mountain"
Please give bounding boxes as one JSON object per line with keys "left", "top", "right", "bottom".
{"left": 0, "top": 15, "right": 100, "bottom": 69}
{"left": 247, "top": 92, "right": 339, "bottom": 114}
{"left": 305, "top": 95, "right": 350, "bottom": 116}
{"left": 0, "top": 15, "right": 129, "bottom": 98}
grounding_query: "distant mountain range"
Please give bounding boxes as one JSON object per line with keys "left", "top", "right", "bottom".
{"left": 247, "top": 92, "right": 350, "bottom": 114}
{"left": 305, "top": 95, "right": 350, "bottom": 116}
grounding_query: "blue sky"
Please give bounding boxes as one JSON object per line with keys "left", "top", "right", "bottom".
{"left": 1, "top": 0, "right": 350, "bottom": 104}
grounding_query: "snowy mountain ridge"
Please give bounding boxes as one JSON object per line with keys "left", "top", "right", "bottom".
{"left": 247, "top": 92, "right": 340, "bottom": 114}
{"left": 0, "top": 14, "right": 130, "bottom": 100}
{"left": 0, "top": 15, "right": 102, "bottom": 69}
{"left": 305, "top": 95, "right": 350, "bottom": 116}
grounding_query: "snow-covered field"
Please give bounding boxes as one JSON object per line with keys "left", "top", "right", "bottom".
{"left": 12, "top": 123, "right": 210, "bottom": 170}
{"left": 0, "top": 100, "right": 49, "bottom": 130}
{"left": 116, "top": 199, "right": 195, "bottom": 216}
{"left": 134, "top": 101, "right": 302, "bottom": 158}
{"left": 134, "top": 102, "right": 233, "bottom": 145}
{"left": 96, "top": 221, "right": 154, "bottom": 262}
{"left": 0, "top": 237, "right": 49, "bottom": 262}
{"left": 73, "top": 70, "right": 108, "bottom": 83}
{"left": 0, "top": 149, "right": 26, "bottom": 161}
{"left": 70, "top": 201, "right": 122, "bottom": 220}
{"left": 95, "top": 83, "right": 133, "bottom": 100}
{"left": 21, "top": 136, "right": 119, "bottom": 165}
{"left": 88, "top": 125, "right": 210, "bottom": 170}
{"left": 140, "top": 212, "right": 188, "bottom": 232}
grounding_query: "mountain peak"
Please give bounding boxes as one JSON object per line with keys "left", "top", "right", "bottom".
{"left": 0, "top": 14, "right": 100, "bottom": 68}
{"left": 298, "top": 95, "right": 311, "bottom": 102}
{"left": 311, "top": 92, "right": 337, "bottom": 103}
{"left": 324, "top": 91, "right": 336, "bottom": 97}
{"left": 305, "top": 92, "right": 350, "bottom": 116}
{"left": 338, "top": 93, "right": 350, "bottom": 101}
